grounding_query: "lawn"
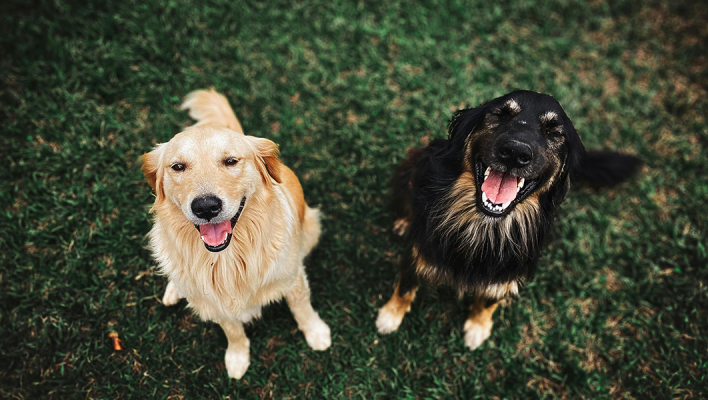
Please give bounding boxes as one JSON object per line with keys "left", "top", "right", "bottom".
{"left": 1, "top": 0, "right": 707, "bottom": 398}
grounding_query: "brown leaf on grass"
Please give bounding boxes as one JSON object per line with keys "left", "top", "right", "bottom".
{"left": 108, "top": 332, "right": 123, "bottom": 351}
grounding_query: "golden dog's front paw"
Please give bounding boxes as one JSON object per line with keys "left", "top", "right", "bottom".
{"left": 303, "top": 317, "right": 331, "bottom": 351}
{"left": 162, "top": 281, "right": 182, "bottom": 306}
{"left": 224, "top": 345, "right": 250, "bottom": 379}
{"left": 463, "top": 319, "right": 492, "bottom": 350}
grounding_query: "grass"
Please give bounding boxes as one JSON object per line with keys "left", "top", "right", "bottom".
{"left": 1, "top": 0, "right": 707, "bottom": 398}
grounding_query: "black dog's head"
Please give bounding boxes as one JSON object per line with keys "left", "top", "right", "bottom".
{"left": 447, "top": 90, "right": 585, "bottom": 217}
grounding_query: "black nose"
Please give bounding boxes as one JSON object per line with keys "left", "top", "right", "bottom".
{"left": 497, "top": 141, "right": 533, "bottom": 168}
{"left": 191, "top": 196, "right": 222, "bottom": 221}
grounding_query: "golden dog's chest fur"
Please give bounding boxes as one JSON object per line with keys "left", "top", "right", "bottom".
{"left": 149, "top": 169, "right": 312, "bottom": 323}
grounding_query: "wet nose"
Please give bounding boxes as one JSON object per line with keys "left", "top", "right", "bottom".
{"left": 191, "top": 196, "right": 222, "bottom": 221}
{"left": 497, "top": 141, "right": 533, "bottom": 169}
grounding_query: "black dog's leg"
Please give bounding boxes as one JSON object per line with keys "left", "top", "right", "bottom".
{"left": 463, "top": 296, "right": 499, "bottom": 350}
{"left": 376, "top": 249, "right": 419, "bottom": 334}
{"left": 390, "top": 147, "right": 430, "bottom": 236}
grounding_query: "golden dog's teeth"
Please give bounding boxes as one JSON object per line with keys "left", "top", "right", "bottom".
{"left": 502, "top": 201, "right": 511, "bottom": 210}
{"left": 484, "top": 167, "right": 491, "bottom": 180}
{"left": 517, "top": 178, "right": 525, "bottom": 189}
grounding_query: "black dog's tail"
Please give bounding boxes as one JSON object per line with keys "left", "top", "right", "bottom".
{"left": 573, "top": 151, "right": 643, "bottom": 188}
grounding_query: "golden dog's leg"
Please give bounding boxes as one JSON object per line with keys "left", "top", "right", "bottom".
{"left": 285, "top": 272, "right": 331, "bottom": 351}
{"left": 220, "top": 321, "right": 250, "bottom": 379}
{"left": 463, "top": 296, "right": 499, "bottom": 350}
{"left": 162, "top": 280, "right": 183, "bottom": 306}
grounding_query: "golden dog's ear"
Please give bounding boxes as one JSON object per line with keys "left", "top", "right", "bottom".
{"left": 250, "top": 137, "right": 282, "bottom": 185}
{"left": 141, "top": 143, "right": 167, "bottom": 207}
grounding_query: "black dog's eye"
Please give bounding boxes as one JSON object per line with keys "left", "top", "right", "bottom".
{"left": 491, "top": 104, "right": 520, "bottom": 121}
{"left": 545, "top": 125, "right": 564, "bottom": 137}
{"left": 223, "top": 158, "right": 239, "bottom": 166}
{"left": 540, "top": 112, "right": 564, "bottom": 137}
{"left": 491, "top": 107, "right": 512, "bottom": 118}
{"left": 171, "top": 163, "right": 186, "bottom": 171}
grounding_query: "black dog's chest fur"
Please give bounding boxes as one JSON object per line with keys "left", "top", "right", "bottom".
{"left": 394, "top": 139, "right": 559, "bottom": 295}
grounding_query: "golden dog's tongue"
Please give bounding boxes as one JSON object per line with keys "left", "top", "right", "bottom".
{"left": 199, "top": 221, "right": 232, "bottom": 246}
{"left": 481, "top": 169, "right": 518, "bottom": 204}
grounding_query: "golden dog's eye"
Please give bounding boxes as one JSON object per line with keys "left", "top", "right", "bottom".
{"left": 171, "top": 163, "right": 186, "bottom": 171}
{"left": 224, "top": 158, "right": 239, "bottom": 166}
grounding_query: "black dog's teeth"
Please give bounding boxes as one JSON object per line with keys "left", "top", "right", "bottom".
{"left": 476, "top": 160, "right": 538, "bottom": 215}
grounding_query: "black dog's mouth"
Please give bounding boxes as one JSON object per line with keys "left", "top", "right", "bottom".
{"left": 474, "top": 160, "right": 538, "bottom": 217}
{"left": 193, "top": 197, "right": 246, "bottom": 252}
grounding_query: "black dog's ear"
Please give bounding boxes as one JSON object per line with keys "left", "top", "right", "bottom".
{"left": 447, "top": 104, "right": 488, "bottom": 150}
{"left": 543, "top": 120, "right": 586, "bottom": 207}
{"left": 560, "top": 122, "right": 586, "bottom": 183}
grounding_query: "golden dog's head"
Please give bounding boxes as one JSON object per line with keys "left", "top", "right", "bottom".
{"left": 142, "top": 124, "right": 281, "bottom": 252}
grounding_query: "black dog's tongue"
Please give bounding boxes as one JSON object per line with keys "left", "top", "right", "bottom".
{"left": 482, "top": 169, "right": 518, "bottom": 204}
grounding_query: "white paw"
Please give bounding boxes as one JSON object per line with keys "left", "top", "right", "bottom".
{"left": 303, "top": 317, "right": 331, "bottom": 351}
{"left": 376, "top": 303, "right": 404, "bottom": 334}
{"left": 162, "top": 281, "right": 182, "bottom": 306}
{"left": 224, "top": 344, "right": 250, "bottom": 379}
{"left": 463, "top": 319, "right": 492, "bottom": 350}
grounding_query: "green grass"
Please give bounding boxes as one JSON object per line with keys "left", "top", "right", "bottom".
{"left": 1, "top": 0, "right": 707, "bottom": 398}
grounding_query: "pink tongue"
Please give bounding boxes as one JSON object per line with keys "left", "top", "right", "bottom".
{"left": 481, "top": 169, "right": 519, "bottom": 204}
{"left": 199, "top": 220, "right": 232, "bottom": 247}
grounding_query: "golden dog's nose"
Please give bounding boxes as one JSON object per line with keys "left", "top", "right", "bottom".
{"left": 191, "top": 196, "right": 222, "bottom": 221}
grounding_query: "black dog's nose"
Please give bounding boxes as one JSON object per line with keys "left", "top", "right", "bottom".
{"left": 498, "top": 141, "right": 533, "bottom": 168}
{"left": 191, "top": 196, "right": 222, "bottom": 221}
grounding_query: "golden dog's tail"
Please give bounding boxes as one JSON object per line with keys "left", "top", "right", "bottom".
{"left": 180, "top": 89, "right": 244, "bottom": 133}
{"left": 302, "top": 206, "right": 322, "bottom": 255}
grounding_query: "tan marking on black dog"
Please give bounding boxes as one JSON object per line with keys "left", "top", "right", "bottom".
{"left": 413, "top": 245, "right": 451, "bottom": 286}
{"left": 504, "top": 99, "right": 521, "bottom": 113}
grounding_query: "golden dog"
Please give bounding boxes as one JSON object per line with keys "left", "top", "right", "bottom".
{"left": 142, "top": 89, "right": 331, "bottom": 379}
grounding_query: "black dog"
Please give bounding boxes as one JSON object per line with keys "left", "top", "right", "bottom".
{"left": 376, "top": 90, "right": 641, "bottom": 349}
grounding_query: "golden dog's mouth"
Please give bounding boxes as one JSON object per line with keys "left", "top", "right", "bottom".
{"left": 194, "top": 197, "right": 246, "bottom": 252}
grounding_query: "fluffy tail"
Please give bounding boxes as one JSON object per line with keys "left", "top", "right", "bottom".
{"left": 301, "top": 206, "right": 322, "bottom": 255}
{"left": 180, "top": 89, "right": 244, "bottom": 133}
{"left": 573, "top": 151, "right": 643, "bottom": 188}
